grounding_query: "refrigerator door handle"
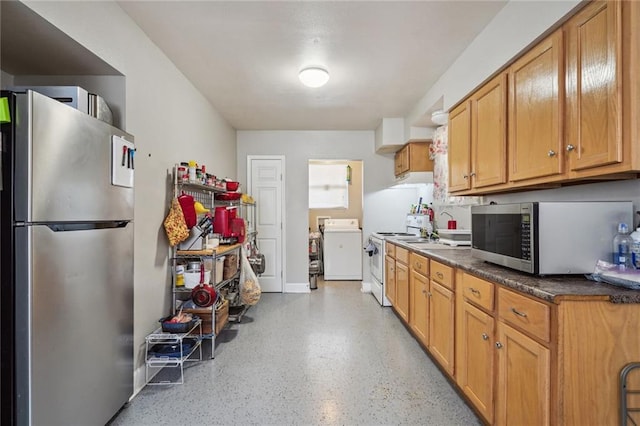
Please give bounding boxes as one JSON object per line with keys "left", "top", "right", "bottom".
{"left": 46, "top": 220, "right": 130, "bottom": 232}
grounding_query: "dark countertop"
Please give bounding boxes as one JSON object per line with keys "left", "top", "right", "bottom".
{"left": 387, "top": 238, "right": 640, "bottom": 304}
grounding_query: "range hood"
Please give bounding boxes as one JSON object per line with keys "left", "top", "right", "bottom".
{"left": 391, "top": 171, "right": 434, "bottom": 188}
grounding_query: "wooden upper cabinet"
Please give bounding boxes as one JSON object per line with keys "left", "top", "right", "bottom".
{"left": 508, "top": 29, "right": 564, "bottom": 182}
{"left": 394, "top": 146, "right": 409, "bottom": 176}
{"left": 565, "top": 0, "right": 622, "bottom": 173}
{"left": 449, "top": 73, "right": 507, "bottom": 194}
{"left": 471, "top": 73, "right": 508, "bottom": 188}
{"left": 448, "top": 101, "right": 472, "bottom": 192}
{"left": 394, "top": 142, "right": 433, "bottom": 177}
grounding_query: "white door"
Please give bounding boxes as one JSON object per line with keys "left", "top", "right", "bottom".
{"left": 248, "top": 156, "right": 284, "bottom": 292}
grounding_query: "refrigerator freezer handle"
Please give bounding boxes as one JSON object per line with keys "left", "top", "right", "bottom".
{"left": 46, "top": 221, "right": 130, "bottom": 232}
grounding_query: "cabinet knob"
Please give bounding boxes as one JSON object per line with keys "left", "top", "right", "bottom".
{"left": 427, "top": 291, "right": 433, "bottom": 297}
{"left": 470, "top": 172, "right": 476, "bottom": 177}
{"left": 566, "top": 144, "right": 575, "bottom": 152}
{"left": 469, "top": 287, "right": 480, "bottom": 296}
{"left": 463, "top": 174, "right": 469, "bottom": 179}
{"left": 482, "top": 333, "right": 489, "bottom": 340}
{"left": 548, "top": 150, "right": 556, "bottom": 157}
{"left": 495, "top": 342, "right": 503, "bottom": 349}
{"left": 436, "top": 272, "right": 444, "bottom": 279}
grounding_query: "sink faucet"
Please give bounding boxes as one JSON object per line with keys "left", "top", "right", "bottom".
{"left": 440, "top": 211, "right": 454, "bottom": 220}
{"left": 440, "top": 211, "right": 457, "bottom": 230}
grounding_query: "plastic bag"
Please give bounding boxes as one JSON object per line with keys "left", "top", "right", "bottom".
{"left": 586, "top": 259, "right": 640, "bottom": 290}
{"left": 239, "top": 246, "right": 261, "bottom": 305}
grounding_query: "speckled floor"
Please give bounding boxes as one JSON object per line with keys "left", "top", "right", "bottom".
{"left": 109, "top": 278, "right": 480, "bottom": 426}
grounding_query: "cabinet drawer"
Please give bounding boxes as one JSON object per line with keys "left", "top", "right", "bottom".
{"left": 396, "top": 246, "right": 409, "bottom": 264}
{"left": 430, "top": 260, "right": 454, "bottom": 290}
{"left": 461, "top": 273, "right": 495, "bottom": 312}
{"left": 410, "top": 253, "right": 429, "bottom": 276}
{"left": 386, "top": 243, "right": 396, "bottom": 258}
{"left": 498, "top": 288, "right": 550, "bottom": 343}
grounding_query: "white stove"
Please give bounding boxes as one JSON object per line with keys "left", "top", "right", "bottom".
{"left": 368, "top": 232, "right": 413, "bottom": 306}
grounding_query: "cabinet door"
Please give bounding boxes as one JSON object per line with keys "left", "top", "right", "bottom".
{"left": 409, "top": 270, "right": 429, "bottom": 347}
{"left": 448, "top": 101, "right": 472, "bottom": 192}
{"left": 394, "top": 151, "right": 404, "bottom": 176}
{"left": 406, "top": 142, "right": 433, "bottom": 172}
{"left": 508, "top": 29, "right": 564, "bottom": 182}
{"left": 395, "top": 146, "right": 410, "bottom": 176}
{"left": 458, "top": 301, "right": 495, "bottom": 424}
{"left": 496, "top": 322, "right": 551, "bottom": 426}
{"left": 566, "top": 0, "right": 622, "bottom": 172}
{"left": 385, "top": 255, "right": 396, "bottom": 306}
{"left": 395, "top": 261, "right": 409, "bottom": 322}
{"left": 472, "top": 73, "right": 508, "bottom": 188}
{"left": 429, "top": 281, "right": 455, "bottom": 375}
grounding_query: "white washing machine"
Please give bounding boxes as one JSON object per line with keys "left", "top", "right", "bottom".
{"left": 323, "top": 219, "right": 363, "bottom": 280}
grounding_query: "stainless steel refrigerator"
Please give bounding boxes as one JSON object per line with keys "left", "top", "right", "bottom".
{"left": 0, "top": 90, "right": 134, "bottom": 425}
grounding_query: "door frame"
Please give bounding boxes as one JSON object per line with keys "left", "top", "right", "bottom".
{"left": 247, "top": 155, "right": 286, "bottom": 292}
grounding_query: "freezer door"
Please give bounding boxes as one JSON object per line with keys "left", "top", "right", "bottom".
{"left": 14, "top": 90, "right": 133, "bottom": 223}
{"left": 15, "top": 222, "right": 133, "bottom": 426}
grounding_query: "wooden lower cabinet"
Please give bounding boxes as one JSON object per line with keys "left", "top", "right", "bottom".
{"left": 457, "top": 301, "right": 495, "bottom": 424}
{"left": 428, "top": 280, "right": 455, "bottom": 375}
{"left": 395, "top": 261, "right": 409, "bottom": 322}
{"left": 399, "top": 260, "right": 640, "bottom": 425}
{"left": 384, "top": 254, "right": 396, "bottom": 306}
{"left": 558, "top": 300, "right": 640, "bottom": 424}
{"left": 495, "top": 322, "right": 550, "bottom": 426}
{"left": 409, "top": 268, "right": 429, "bottom": 347}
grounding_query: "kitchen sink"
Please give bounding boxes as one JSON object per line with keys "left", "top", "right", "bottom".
{"left": 407, "top": 242, "right": 460, "bottom": 250}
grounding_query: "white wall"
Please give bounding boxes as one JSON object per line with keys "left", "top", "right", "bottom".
{"left": 0, "top": 70, "right": 14, "bottom": 87}
{"left": 405, "top": 0, "right": 640, "bottom": 227}
{"left": 405, "top": 0, "right": 581, "bottom": 128}
{"left": 21, "top": 0, "right": 237, "bottom": 394}
{"left": 237, "top": 131, "right": 421, "bottom": 288}
{"left": 487, "top": 180, "right": 640, "bottom": 228}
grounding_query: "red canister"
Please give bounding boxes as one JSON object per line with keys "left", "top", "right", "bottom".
{"left": 213, "top": 207, "right": 230, "bottom": 236}
{"left": 231, "top": 218, "right": 246, "bottom": 243}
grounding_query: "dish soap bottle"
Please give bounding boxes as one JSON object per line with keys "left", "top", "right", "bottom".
{"left": 630, "top": 225, "right": 640, "bottom": 269}
{"left": 613, "top": 223, "right": 633, "bottom": 269}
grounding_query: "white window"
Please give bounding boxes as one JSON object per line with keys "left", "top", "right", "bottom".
{"left": 309, "top": 163, "right": 349, "bottom": 209}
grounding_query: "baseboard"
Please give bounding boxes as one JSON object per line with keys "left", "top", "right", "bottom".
{"left": 285, "top": 282, "right": 311, "bottom": 293}
{"left": 132, "top": 364, "right": 147, "bottom": 399}
{"left": 361, "top": 281, "right": 372, "bottom": 293}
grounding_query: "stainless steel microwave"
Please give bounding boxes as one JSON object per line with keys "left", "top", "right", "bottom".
{"left": 470, "top": 202, "right": 633, "bottom": 275}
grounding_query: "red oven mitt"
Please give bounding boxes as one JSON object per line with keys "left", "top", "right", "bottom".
{"left": 178, "top": 192, "right": 197, "bottom": 229}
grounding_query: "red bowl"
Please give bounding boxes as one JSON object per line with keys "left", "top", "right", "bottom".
{"left": 216, "top": 192, "right": 242, "bottom": 201}
{"left": 225, "top": 181, "right": 240, "bottom": 191}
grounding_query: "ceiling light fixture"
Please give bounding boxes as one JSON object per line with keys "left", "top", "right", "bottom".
{"left": 299, "top": 67, "right": 330, "bottom": 88}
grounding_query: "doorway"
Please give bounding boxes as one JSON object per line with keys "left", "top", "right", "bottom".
{"left": 308, "top": 160, "right": 363, "bottom": 285}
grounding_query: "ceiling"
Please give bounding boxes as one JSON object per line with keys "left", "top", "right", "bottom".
{"left": 1, "top": 1, "right": 508, "bottom": 131}
{"left": 117, "top": 1, "right": 507, "bottom": 131}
